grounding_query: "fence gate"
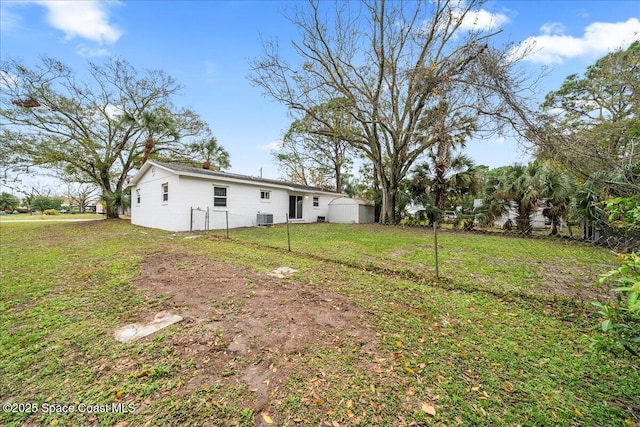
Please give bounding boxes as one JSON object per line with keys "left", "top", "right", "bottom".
{"left": 190, "top": 207, "right": 209, "bottom": 231}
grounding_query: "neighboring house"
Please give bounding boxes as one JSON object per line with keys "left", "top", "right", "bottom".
{"left": 328, "top": 197, "right": 375, "bottom": 224}
{"left": 129, "top": 160, "right": 344, "bottom": 232}
{"left": 494, "top": 202, "right": 548, "bottom": 229}
{"left": 473, "top": 199, "right": 549, "bottom": 229}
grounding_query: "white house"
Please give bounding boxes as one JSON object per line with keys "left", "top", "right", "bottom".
{"left": 473, "top": 199, "right": 549, "bottom": 229}
{"left": 129, "top": 161, "right": 345, "bottom": 232}
{"left": 328, "top": 197, "right": 375, "bottom": 224}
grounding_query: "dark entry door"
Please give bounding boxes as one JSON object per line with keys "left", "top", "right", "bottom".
{"left": 289, "top": 195, "right": 303, "bottom": 219}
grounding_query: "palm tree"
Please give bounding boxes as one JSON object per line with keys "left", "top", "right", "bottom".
{"left": 410, "top": 151, "right": 482, "bottom": 222}
{"left": 486, "top": 164, "right": 542, "bottom": 235}
{"left": 122, "top": 109, "right": 179, "bottom": 166}
{"left": 189, "top": 137, "right": 230, "bottom": 171}
{"left": 541, "top": 168, "right": 574, "bottom": 235}
{"left": 486, "top": 162, "right": 572, "bottom": 235}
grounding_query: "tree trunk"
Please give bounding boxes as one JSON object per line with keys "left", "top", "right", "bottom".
{"left": 516, "top": 204, "right": 532, "bottom": 235}
{"left": 379, "top": 184, "right": 397, "bottom": 224}
{"left": 106, "top": 206, "right": 119, "bottom": 219}
{"left": 335, "top": 165, "right": 343, "bottom": 194}
{"left": 141, "top": 136, "right": 154, "bottom": 165}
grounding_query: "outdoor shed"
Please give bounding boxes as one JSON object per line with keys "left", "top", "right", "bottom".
{"left": 328, "top": 197, "right": 375, "bottom": 224}
{"left": 129, "top": 160, "right": 343, "bottom": 232}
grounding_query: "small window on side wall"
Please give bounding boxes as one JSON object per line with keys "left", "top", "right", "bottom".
{"left": 313, "top": 196, "right": 319, "bottom": 207}
{"left": 162, "top": 183, "right": 168, "bottom": 203}
{"left": 214, "top": 186, "right": 227, "bottom": 207}
{"left": 136, "top": 189, "right": 141, "bottom": 205}
{"left": 260, "top": 190, "right": 271, "bottom": 200}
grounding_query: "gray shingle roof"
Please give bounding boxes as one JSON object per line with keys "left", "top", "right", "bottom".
{"left": 149, "top": 161, "right": 342, "bottom": 194}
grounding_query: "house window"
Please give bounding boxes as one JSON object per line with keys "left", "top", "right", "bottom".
{"left": 161, "top": 183, "right": 168, "bottom": 203}
{"left": 214, "top": 186, "right": 227, "bottom": 207}
{"left": 136, "top": 189, "right": 141, "bottom": 205}
{"left": 260, "top": 190, "right": 271, "bottom": 200}
{"left": 313, "top": 196, "right": 319, "bottom": 207}
{"left": 289, "top": 195, "right": 303, "bottom": 219}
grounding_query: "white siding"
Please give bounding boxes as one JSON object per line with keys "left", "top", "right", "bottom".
{"left": 131, "top": 165, "right": 340, "bottom": 231}
{"left": 131, "top": 166, "right": 184, "bottom": 231}
{"left": 328, "top": 197, "right": 375, "bottom": 224}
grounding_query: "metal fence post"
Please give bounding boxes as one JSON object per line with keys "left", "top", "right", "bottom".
{"left": 286, "top": 213, "right": 291, "bottom": 252}
{"left": 434, "top": 221, "right": 439, "bottom": 279}
{"left": 225, "top": 210, "right": 229, "bottom": 239}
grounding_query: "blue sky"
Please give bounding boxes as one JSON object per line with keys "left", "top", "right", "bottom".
{"left": 1, "top": 0, "right": 639, "bottom": 186}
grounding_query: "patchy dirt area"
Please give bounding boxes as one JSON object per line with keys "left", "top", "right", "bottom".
{"left": 129, "top": 253, "right": 380, "bottom": 419}
{"left": 539, "top": 262, "right": 615, "bottom": 302}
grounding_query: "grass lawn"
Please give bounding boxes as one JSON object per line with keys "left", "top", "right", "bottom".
{"left": 1, "top": 220, "right": 638, "bottom": 426}
{"left": 0, "top": 213, "right": 104, "bottom": 221}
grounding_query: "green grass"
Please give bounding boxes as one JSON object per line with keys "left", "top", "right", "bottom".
{"left": 0, "top": 212, "right": 104, "bottom": 221}
{"left": 229, "top": 223, "right": 612, "bottom": 305}
{"left": 1, "top": 221, "right": 638, "bottom": 426}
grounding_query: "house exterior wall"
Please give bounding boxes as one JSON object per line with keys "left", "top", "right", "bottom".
{"left": 495, "top": 203, "right": 548, "bottom": 229}
{"left": 131, "top": 166, "right": 183, "bottom": 231}
{"left": 131, "top": 166, "right": 338, "bottom": 231}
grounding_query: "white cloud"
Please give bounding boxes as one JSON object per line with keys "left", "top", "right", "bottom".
{"left": 0, "top": 70, "right": 19, "bottom": 90}
{"left": 104, "top": 104, "right": 124, "bottom": 119}
{"left": 76, "top": 44, "right": 110, "bottom": 58}
{"left": 37, "top": 0, "right": 122, "bottom": 44}
{"left": 540, "top": 22, "right": 566, "bottom": 36}
{"left": 458, "top": 8, "right": 510, "bottom": 31}
{"left": 257, "top": 141, "right": 283, "bottom": 152}
{"left": 515, "top": 18, "right": 640, "bottom": 64}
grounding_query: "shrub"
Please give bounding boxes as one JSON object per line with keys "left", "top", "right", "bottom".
{"left": 30, "top": 196, "right": 63, "bottom": 212}
{"left": 592, "top": 196, "right": 640, "bottom": 356}
{"left": 592, "top": 253, "right": 640, "bottom": 356}
{"left": 43, "top": 209, "right": 60, "bottom": 216}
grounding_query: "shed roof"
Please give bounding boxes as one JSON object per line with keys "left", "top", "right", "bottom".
{"left": 329, "top": 197, "right": 374, "bottom": 206}
{"left": 130, "top": 161, "right": 344, "bottom": 195}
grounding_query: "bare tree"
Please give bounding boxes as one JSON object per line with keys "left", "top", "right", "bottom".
{"left": 276, "top": 98, "right": 356, "bottom": 192}
{"left": 0, "top": 57, "right": 209, "bottom": 218}
{"left": 250, "top": 0, "right": 533, "bottom": 223}
{"left": 65, "top": 182, "right": 99, "bottom": 213}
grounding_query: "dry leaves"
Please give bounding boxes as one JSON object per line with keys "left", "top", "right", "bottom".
{"left": 421, "top": 401, "right": 436, "bottom": 416}
{"left": 261, "top": 412, "right": 274, "bottom": 424}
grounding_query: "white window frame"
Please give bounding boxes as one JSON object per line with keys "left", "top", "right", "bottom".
{"left": 136, "top": 189, "right": 141, "bottom": 205}
{"left": 161, "top": 183, "right": 169, "bottom": 204}
{"left": 214, "top": 185, "right": 228, "bottom": 207}
{"left": 260, "top": 190, "right": 271, "bottom": 201}
{"left": 313, "top": 196, "right": 319, "bottom": 208}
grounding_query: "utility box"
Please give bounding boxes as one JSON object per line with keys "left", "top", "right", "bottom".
{"left": 257, "top": 213, "right": 274, "bottom": 226}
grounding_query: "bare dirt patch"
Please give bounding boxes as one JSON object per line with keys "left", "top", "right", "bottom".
{"left": 539, "top": 263, "right": 615, "bottom": 302}
{"left": 129, "top": 252, "right": 380, "bottom": 416}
